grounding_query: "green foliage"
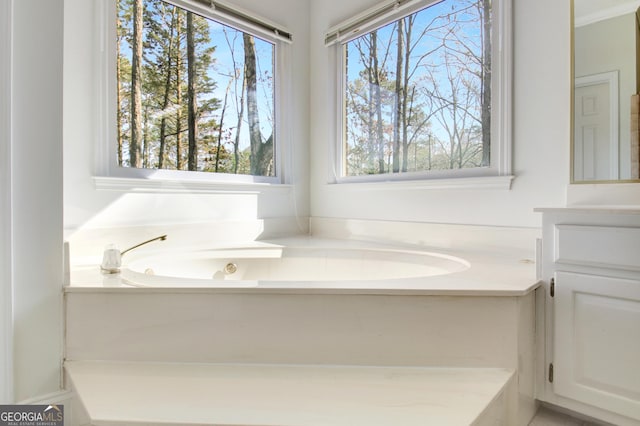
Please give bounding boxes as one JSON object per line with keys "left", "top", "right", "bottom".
{"left": 117, "top": 0, "right": 275, "bottom": 176}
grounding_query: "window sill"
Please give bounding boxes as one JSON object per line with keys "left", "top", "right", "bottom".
{"left": 328, "top": 175, "right": 515, "bottom": 191}
{"left": 93, "top": 176, "right": 293, "bottom": 194}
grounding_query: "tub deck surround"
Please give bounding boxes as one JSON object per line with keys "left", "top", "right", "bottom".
{"left": 65, "top": 291, "right": 538, "bottom": 424}
{"left": 67, "top": 236, "right": 540, "bottom": 296}
{"left": 65, "top": 361, "right": 516, "bottom": 426}
{"left": 63, "top": 217, "right": 309, "bottom": 265}
{"left": 65, "top": 223, "right": 540, "bottom": 425}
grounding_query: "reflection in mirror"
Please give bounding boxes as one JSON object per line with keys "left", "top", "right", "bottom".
{"left": 573, "top": 0, "right": 640, "bottom": 182}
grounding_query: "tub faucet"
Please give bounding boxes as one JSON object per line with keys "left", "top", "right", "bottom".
{"left": 121, "top": 234, "right": 167, "bottom": 257}
{"left": 101, "top": 235, "right": 167, "bottom": 274}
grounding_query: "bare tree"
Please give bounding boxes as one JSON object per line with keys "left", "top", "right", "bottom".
{"left": 215, "top": 79, "right": 233, "bottom": 172}
{"left": 343, "top": 0, "right": 489, "bottom": 176}
{"left": 348, "top": 30, "right": 394, "bottom": 174}
{"left": 443, "top": 0, "right": 490, "bottom": 165}
{"left": 244, "top": 33, "right": 272, "bottom": 176}
{"left": 186, "top": 12, "right": 198, "bottom": 170}
{"left": 116, "top": 0, "right": 124, "bottom": 166}
{"left": 427, "top": 47, "right": 482, "bottom": 169}
{"left": 371, "top": 33, "right": 386, "bottom": 173}
{"left": 401, "top": 16, "right": 414, "bottom": 172}
{"left": 481, "top": 0, "right": 491, "bottom": 166}
{"left": 223, "top": 28, "right": 246, "bottom": 174}
{"left": 130, "top": 0, "right": 143, "bottom": 168}
{"left": 175, "top": 9, "right": 184, "bottom": 170}
{"left": 156, "top": 5, "right": 178, "bottom": 168}
{"left": 142, "top": 102, "right": 150, "bottom": 167}
{"left": 392, "top": 18, "right": 404, "bottom": 173}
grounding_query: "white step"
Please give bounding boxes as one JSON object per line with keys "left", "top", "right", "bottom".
{"left": 65, "top": 361, "right": 515, "bottom": 426}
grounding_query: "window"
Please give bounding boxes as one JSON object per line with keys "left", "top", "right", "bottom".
{"left": 102, "top": 0, "right": 291, "bottom": 183}
{"left": 327, "top": 0, "right": 512, "bottom": 183}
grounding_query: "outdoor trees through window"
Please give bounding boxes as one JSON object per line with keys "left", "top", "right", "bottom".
{"left": 117, "top": 0, "right": 276, "bottom": 176}
{"left": 343, "top": 0, "right": 492, "bottom": 177}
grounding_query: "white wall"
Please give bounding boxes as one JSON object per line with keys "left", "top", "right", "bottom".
{"left": 309, "top": 0, "right": 571, "bottom": 228}
{"left": 63, "top": 0, "right": 310, "bottom": 232}
{"left": 10, "top": 0, "right": 65, "bottom": 401}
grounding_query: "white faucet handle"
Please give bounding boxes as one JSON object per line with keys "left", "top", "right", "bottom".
{"left": 100, "top": 244, "right": 122, "bottom": 273}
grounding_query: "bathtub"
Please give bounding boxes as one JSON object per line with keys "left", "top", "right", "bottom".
{"left": 119, "top": 238, "right": 470, "bottom": 288}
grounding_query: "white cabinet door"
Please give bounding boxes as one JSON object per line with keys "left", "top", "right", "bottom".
{"left": 554, "top": 271, "right": 640, "bottom": 421}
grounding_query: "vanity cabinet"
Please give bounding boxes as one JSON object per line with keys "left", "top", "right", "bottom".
{"left": 538, "top": 208, "right": 640, "bottom": 425}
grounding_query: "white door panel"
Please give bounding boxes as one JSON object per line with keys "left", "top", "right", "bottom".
{"left": 574, "top": 72, "right": 619, "bottom": 181}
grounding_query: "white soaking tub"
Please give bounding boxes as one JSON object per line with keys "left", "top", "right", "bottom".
{"left": 118, "top": 237, "right": 470, "bottom": 288}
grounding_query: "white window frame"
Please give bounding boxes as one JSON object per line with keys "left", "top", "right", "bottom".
{"left": 326, "top": 0, "right": 514, "bottom": 189}
{"left": 94, "top": 0, "right": 293, "bottom": 191}
{"left": 0, "top": 0, "right": 14, "bottom": 405}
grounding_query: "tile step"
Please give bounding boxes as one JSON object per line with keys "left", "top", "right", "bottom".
{"left": 66, "top": 361, "right": 515, "bottom": 426}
